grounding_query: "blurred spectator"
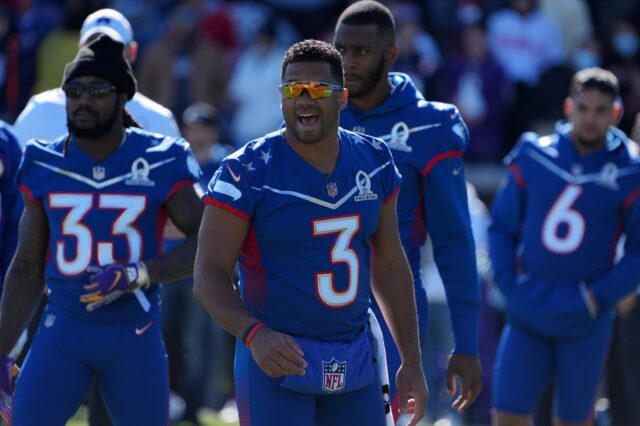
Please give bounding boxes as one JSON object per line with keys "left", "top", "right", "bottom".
{"left": 161, "top": 102, "right": 235, "bottom": 423}
{"left": 32, "top": 0, "right": 95, "bottom": 94}
{"left": 262, "top": 0, "right": 343, "bottom": 39}
{"left": 225, "top": 1, "right": 298, "bottom": 51}
{"left": 487, "top": 0, "right": 565, "bottom": 145}
{"left": 14, "top": 0, "right": 64, "bottom": 110}
{"left": 586, "top": 0, "right": 640, "bottom": 42}
{"left": 571, "top": 37, "right": 603, "bottom": 71}
{"left": 137, "top": 3, "right": 229, "bottom": 118}
{"left": 0, "top": 5, "right": 20, "bottom": 120}
{"left": 440, "top": 22, "right": 508, "bottom": 162}
{"left": 390, "top": 1, "right": 442, "bottom": 97}
{"left": 539, "top": 0, "right": 593, "bottom": 63}
{"left": 108, "top": 0, "right": 172, "bottom": 53}
{"left": 182, "top": 102, "right": 234, "bottom": 179}
{"left": 225, "top": 18, "right": 286, "bottom": 147}
{"left": 605, "top": 18, "right": 640, "bottom": 136}
{"left": 199, "top": 3, "right": 239, "bottom": 68}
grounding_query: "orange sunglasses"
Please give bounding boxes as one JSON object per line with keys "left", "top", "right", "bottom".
{"left": 279, "top": 81, "right": 343, "bottom": 99}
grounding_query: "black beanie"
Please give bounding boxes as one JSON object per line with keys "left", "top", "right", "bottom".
{"left": 62, "top": 34, "right": 137, "bottom": 100}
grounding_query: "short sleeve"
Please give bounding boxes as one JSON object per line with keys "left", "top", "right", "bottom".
{"left": 203, "top": 157, "right": 253, "bottom": 221}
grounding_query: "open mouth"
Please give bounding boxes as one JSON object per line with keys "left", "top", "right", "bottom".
{"left": 297, "top": 113, "right": 319, "bottom": 128}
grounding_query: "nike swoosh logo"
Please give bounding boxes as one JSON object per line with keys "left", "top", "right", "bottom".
{"left": 227, "top": 164, "right": 241, "bottom": 182}
{"left": 135, "top": 320, "right": 154, "bottom": 336}
{"left": 453, "top": 167, "right": 463, "bottom": 175}
{"left": 108, "top": 271, "right": 122, "bottom": 291}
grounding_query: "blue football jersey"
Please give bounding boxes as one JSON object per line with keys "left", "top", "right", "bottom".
{"left": 204, "top": 128, "right": 401, "bottom": 341}
{"left": 490, "top": 123, "right": 640, "bottom": 313}
{"left": 340, "top": 72, "right": 478, "bottom": 354}
{"left": 0, "top": 122, "right": 22, "bottom": 295}
{"left": 17, "top": 128, "right": 201, "bottom": 321}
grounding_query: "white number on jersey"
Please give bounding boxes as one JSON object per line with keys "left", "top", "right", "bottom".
{"left": 541, "top": 184, "right": 585, "bottom": 254}
{"left": 49, "top": 193, "right": 146, "bottom": 276}
{"left": 313, "top": 216, "right": 360, "bottom": 307}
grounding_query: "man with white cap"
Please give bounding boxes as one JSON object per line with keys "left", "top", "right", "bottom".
{"left": 13, "top": 8, "right": 180, "bottom": 148}
{"left": 11, "top": 9, "right": 182, "bottom": 426}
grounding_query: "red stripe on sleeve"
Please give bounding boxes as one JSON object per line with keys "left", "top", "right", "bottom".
{"left": 167, "top": 180, "right": 195, "bottom": 200}
{"left": 383, "top": 186, "right": 400, "bottom": 204}
{"left": 624, "top": 188, "right": 640, "bottom": 210}
{"left": 18, "top": 185, "right": 39, "bottom": 204}
{"left": 204, "top": 197, "right": 251, "bottom": 221}
{"left": 508, "top": 163, "right": 525, "bottom": 188}
{"left": 421, "top": 150, "right": 464, "bottom": 176}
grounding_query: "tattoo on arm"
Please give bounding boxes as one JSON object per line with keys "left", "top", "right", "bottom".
{"left": 0, "top": 200, "right": 48, "bottom": 355}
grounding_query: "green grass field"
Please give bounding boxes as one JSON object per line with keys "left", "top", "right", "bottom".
{"left": 66, "top": 407, "right": 239, "bottom": 426}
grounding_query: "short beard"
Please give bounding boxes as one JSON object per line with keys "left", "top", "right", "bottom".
{"left": 67, "top": 100, "right": 120, "bottom": 139}
{"left": 575, "top": 134, "right": 606, "bottom": 150}
{"left": 348, "top": 54, "right": 386, "bottom": 99}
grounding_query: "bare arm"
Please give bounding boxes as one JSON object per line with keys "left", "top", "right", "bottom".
{"left": 0, "top": 197, "right": 48, "bottom": 356}
{"left": 145, "top": 184, "right": 203, "bottom": 283}
{"left": 193, "top": 204, "right": 253, "bottom": 337}
{"left": 370, "top": 195, "right": 427, "bottom": 426}
{"left": 193, "top": 204, "right": 305, "bottom": 377}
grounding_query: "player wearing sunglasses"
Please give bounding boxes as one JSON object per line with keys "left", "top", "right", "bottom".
{"left": 13, "top": 8, "right": 180, "bottom": 149}
{"left": 0, "top": 35, "right": 204, "bottom": 425}
{"left": 194, "top": 39, "right": 427, "bottom": 426}
{"left": 335, "top": 0, "right": 482, "bottom": 420}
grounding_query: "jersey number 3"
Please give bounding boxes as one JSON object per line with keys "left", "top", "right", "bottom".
{"left": 49, "top": 193, "right": 146, "bottom": 276}
{"left": 542, "top": 184, "right": 585, "bottom": 254}
{"left": 313, "top": 216, "right": 360, "bottom": 308}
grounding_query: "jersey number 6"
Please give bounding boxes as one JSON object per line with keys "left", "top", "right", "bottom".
{"left": 542, "top": 184, "right": 585, "bottom": 254}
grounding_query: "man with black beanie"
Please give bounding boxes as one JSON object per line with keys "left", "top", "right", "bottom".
{"left": 63, "top": 34, "right": 137, "bottom": 101}
{"left": 0, "top": 32, "right": 204, "bottom": 425}
{"left": 14, "top": 8, "right": 180, "bottom": 149}
{"left": 62, "top": 34, "right": 138, "bottom": 141}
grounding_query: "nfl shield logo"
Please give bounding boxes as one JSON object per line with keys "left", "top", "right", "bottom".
{"left": 326, "top": 182, "right": 338, "bottom": 198}
{"left": 93, "top": 166, "right": 106, "bottom": 181}
{"left": 322, "top": 358, "right": 346, "bottom": 393}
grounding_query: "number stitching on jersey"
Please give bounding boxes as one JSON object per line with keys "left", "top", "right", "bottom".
{"left": 541, "top": 184, "right": 585, "bottom": 254}
{"left": 313, "top": 215, "right": 360, "bottom": 308}
{"left": 49, "top": 193, "right": 146, "bottom": 276}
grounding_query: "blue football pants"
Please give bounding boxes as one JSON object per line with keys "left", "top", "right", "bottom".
{"left": 492, "top": 313, "right": 613, "bottom": 422}
{"left": 13, "top": 304, "right": 168, "bottom": 426}
{"left": 234, "top": 338, "right": 387, "bottom": 426}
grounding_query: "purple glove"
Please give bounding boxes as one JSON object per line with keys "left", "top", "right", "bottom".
{"left": 0, "top": 356, "right": 17, "bottom": 425}
{"left": 80, "top": 261, "right": 150, "bottom": 312}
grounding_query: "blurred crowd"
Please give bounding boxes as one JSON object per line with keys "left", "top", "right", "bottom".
{"left": 1, "top": 0, "right": 640, "bottom": 163}
{"left": 2, "top": 0, "right": 640, "bottom": 425}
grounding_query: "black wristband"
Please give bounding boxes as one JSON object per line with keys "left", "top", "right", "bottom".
{"left": 241, "top": 322, "right": 260, "bottom": 343}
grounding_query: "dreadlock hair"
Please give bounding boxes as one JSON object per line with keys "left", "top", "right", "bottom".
{"left": 124, "top": 109, "right": 142, "bottom": 129}
{"left": 281, "top": 39, "right": 344, "bottom": 86}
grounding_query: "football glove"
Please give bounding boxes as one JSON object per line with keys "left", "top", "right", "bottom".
{"left": 0, "top": 356, "right": 18, "bottom": 425}
{"left": 80, "top": 262, "right": 150, "bottom": 312}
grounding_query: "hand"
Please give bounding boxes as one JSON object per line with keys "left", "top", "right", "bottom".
{"left": 616, "top": 294, "right": 638, "bottom": 318}
{"left": 80, "top": 262, "right": 150, "bottom": 312}
{"left": 0, "top": 356, "right": 18, "bottom": 425}
{"left": 446, "top": 353, "right": 483, "bottom": 413}
{"left": 395, "top": 360, "right": 428, "bottom": 426}
{"left": 248, "top": 327, "right": 307, "bottom": 378}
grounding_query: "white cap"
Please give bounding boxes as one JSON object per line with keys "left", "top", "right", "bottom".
{"left": 80, "top": 9, "right": 133, "bottom": 46}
